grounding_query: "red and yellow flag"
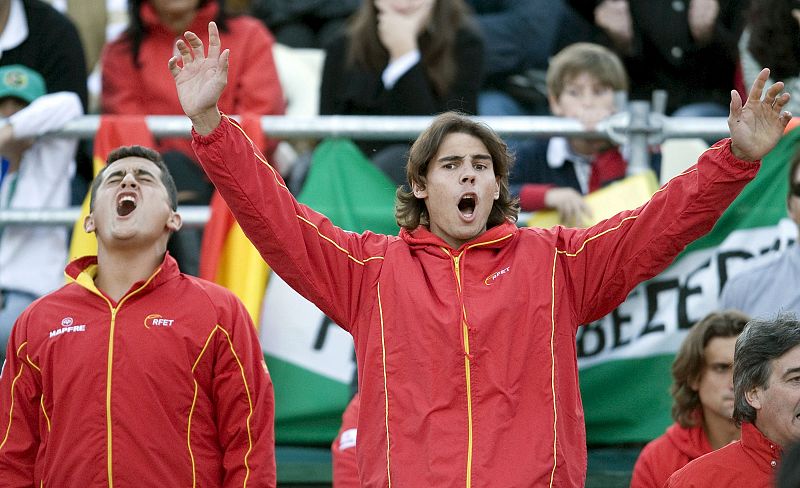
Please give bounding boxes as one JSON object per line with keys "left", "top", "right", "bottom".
{"left": 68, "top": 116, "right": 155, "bottom": 261}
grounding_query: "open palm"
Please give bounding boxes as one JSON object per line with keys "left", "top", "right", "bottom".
{"left": 168, "top": 22, "right": 228, "bottom": 127}
{"left": 729, "top": 68, "right": 792, "bottom": 161}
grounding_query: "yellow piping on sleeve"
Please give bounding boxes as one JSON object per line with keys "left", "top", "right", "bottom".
{"left": 377, "top": 283, "right": 392, "bottom": 486}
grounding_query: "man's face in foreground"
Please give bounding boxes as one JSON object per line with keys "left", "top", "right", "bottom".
{"left": 85, "top": 157, "right": 180, "bottom": 247}
{"left": 746, "top": 344, "right": 800, "bottom": 448}
{"left": 414, "top": 132, "right": 500, "bottom": 249}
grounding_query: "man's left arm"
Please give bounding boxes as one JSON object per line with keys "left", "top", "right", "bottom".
{"left": 558, "top": 68, "right": 791, "bottom": 324}
{"left": 212, "top": 291, "right": 276, "bottom": 488}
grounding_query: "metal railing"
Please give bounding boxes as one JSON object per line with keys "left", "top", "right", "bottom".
{"left": 2, "top": 110, "right": 731, "bottom": 228}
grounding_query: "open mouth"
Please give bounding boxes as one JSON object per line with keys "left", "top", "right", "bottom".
{"left": 458, "top": 194, "right": 476, "bottom": 217}
{"left": 117, "top": 194, "right": 137, "bottom": 217}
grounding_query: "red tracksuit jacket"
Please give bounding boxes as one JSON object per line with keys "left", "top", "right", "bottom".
{"left": 630, "top": 421, "right": 713, "bottom": 488}
{"left": 192, "top": 116, "right": 758, "bottom": 487}
{"left": 665, "top": 422, "right": 781, "bottom": 487}
{"left": 0, "top": 254, "right": 275, "bottom": 487}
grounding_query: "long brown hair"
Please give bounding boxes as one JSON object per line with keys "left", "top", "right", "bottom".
{"left": 346, "top": 0, "right": 470, "bottom": 96}
{"left": 670, "top": 310, "right": 749, "bottom": 427}
{"left": 395, "top": 112, "right": 519, "bottom": 230}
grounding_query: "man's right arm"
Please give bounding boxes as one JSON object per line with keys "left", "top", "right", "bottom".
{"left": 0, "top": 311, "right": 42, "bottom": 487}
{"left": 172, "top": 23, "right": 388, "bottom": 329}
{"left": 191, "top": 116, "right": 387, "bottom": 329}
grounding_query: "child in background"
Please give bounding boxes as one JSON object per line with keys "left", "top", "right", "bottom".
{"left": 511, "top": 42, "right": 630, "bottom": 226}
{"left": 0, "top": 65, "right": 82, "bottom": 355}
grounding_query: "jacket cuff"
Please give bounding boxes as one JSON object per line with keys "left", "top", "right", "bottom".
{"left": 191, "top": 114, "right": 229, "bottom": 145}
{"left": 710, "top": 138, "right": 762, "bottom": 175}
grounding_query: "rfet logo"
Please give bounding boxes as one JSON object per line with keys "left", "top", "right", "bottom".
{"left": 144, "top": 314, "right": 175, "bottom": 328}
{"left": 484, "top": 266, "right": 511, "bottom": 286}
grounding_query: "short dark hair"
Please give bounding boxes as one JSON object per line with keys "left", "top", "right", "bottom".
{"left": 89, "top": 145, "right": 178, "bottom": 211}
{"left": 670, "top": 310, "right": 750, "bottom": 427}
{"left": 733, "top": 313, "right": 800, "bottom": 424}
{"left": 395, "top": 112, "right": 519, "bottom": 230}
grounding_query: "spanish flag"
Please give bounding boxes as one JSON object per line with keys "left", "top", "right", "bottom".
{"left": 198, "top": 115, "right": 270, "bottom": 326}
{"left": 68, "top": 116, "right": 155, "bottom": 260}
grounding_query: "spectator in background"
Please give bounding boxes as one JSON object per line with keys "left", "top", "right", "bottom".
{"left": 631, "top": 310, "right": 749, "bottom": 488}
{"left": 667, "top": 314, "right": 800, "bottom": 487}
{"left": 101, "top": 0, "right": 285, "bottom": 274}
{"left": 0, "top": 0, "right": 87, "bottom": 110}
{"left": 563, "top": 0, "right": 747, "bottom": 117}
{"left": 465, "top": 0, "right": 567, "bottom": 117}
{"left": 739, "top": 0, "right": 800, "bottom": 116}
{"left": 250, "top": 0, "right": 359, "bottom": 49}
{"left": 319, "top": 0, "right": 484, "bottom": 184}
{"left": 509, "top": 42, "right": 629, "bottom": 226}
{"left": 719, "top": 149, "right": 800, "bottom": 318}
{"left": 0, "top": 0, "right": 89, "bottom": 188}
{"left": 0, "top": 65, "right": 82, "bottom": 359}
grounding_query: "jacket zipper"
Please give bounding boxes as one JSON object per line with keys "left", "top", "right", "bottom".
{"left": 446, "top": 250, "right": 474, "bottom": 488}
{"left": 85, "top": 272, "right": 161, "bottom": 488}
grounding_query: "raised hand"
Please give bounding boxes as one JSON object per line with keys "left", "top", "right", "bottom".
{"left": 729, "top": 68, "right": 792, "bottom": 162}
{"left": 168, "top": 21, "right": 228, "bottom": 135}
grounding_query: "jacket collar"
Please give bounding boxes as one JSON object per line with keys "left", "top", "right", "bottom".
{"left": 740, "top": 422, "right": 782, "bottom": 473}
{"left": 665, "top": 417, "right": 712, "bottom": 459}
{"left": 400, "top": 220, "right": 518, "bottom": 253}
{"left": 140, "top": 0, "right": 218, "bottom": 36}
{"left": 66, "top": 252, "right": 180, "bottom": 303}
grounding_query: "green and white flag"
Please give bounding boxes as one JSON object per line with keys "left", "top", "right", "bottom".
{"left": 581, "top": 129, "right": 799, "bottom": 443}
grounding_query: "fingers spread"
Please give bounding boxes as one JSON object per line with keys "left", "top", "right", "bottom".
{"left": 220, "top": 49, "right": 230, "bottom": 79}
{"left": 168, "top": 55, "right": 180, "bottom": 77}
{"left": 764, "top": 81, "right": 785, "bottom": 106}
{"left": 185, "top": 30, "right": 206, "bottom": 61}
{"left": 208, "top": 21, "right": 221, "bottom": 60}
{"left": 729, "top": 89, "right": 742, "bottom": 116}
{"left": 747, "top": 68, "right": 769, "bottom": 102}
{"left": 177, "top": 39, "right": 193, "bottom": 68}
{"left": 774, "top": 92, "right": 790, "bottom": 110}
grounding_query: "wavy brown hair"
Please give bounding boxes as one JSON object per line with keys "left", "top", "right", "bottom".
{"left": 395, "top": 112, "right": 519, "bottom": 230}
{"left": 671, "top": 310, "right": 750, "bottom": 427}
{"left": 346, "top": 0, "right": 470, "bottom": 96}
{"left": 746, "top": 0, "right": 800, "bottom": 81}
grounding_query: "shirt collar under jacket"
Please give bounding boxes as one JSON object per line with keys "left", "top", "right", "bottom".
{"left": 65, "top": 252, "right": 180, "bottom": 303}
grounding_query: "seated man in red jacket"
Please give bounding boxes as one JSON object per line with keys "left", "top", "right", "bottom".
{"left": 170, "top": 22, "right": 791, "bottom": 487}
{"left": 631, "top": 310, "right": 750, "bottom": 487}
{"left": 666, "top": 314, "right": 800, "bottom": 487}
{"left": 0, "top": 145, "right": 276, "bottom": 487}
